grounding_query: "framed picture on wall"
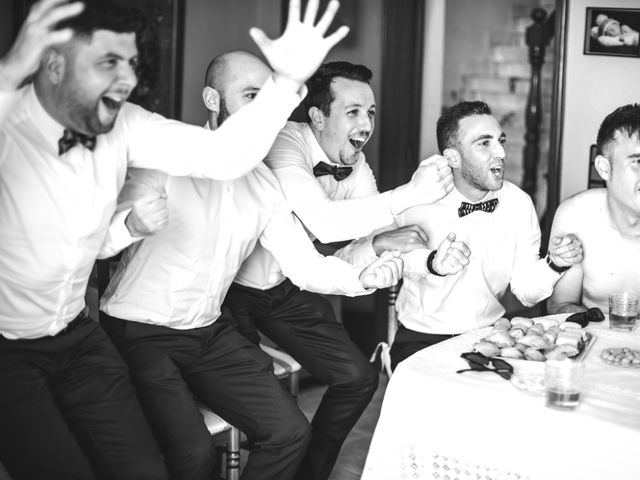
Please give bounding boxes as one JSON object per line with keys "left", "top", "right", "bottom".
{"left": 587, "top": 144, "right": 605, "bottom": 189}
{"left": 584, "top": 7, "right": 640, "bottom": 57}
{"left": 13, "top": 0, "right": 184, "bottom": 118}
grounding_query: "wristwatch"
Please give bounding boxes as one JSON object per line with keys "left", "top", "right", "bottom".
{"left": 546, "top": 254, "right": 570, "bottom": 273}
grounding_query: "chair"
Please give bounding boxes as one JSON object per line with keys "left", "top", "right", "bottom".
{"left": 260, "top": 343, "right": 301, "bottom": 399}
{"left": 369, "top": 283, "right": 399, "bottom": 377}
{"left": 199, "top": 409, "right": 240, "bottom": 480}
{"left": 95, "top": 257, "right": 301, "bottom": 478}
{"left": 96, "top": 258, "right": 241, "bottom": 479}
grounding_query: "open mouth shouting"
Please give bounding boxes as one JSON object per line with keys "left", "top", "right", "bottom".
{"left": 349, "top": 132, "right": 370, "bottom": 150}
{"left": 489, "top": 164, "right": 504, "bottom": 178}
{"left": 100, "top": 92, "right": 128, "bottom": 116}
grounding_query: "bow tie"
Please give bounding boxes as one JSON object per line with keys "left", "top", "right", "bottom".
{"left": 313, "top": 161, "right": 353, "bottom": 181}
{"left": 58, "top": 129, "right": 97, "bottom": 155}
{"left": 458, "top": 198, "right": 499, "bottom": 217}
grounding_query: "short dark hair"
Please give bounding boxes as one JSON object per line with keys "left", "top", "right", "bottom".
{"left": 302, "top": 61, "right": 372, "bottom": 122}
{"left": 56, "top": 0, "right": 144, "bottom": 39}
{"left": 436, "top": 101, "right": 492, "bottom": 153}
{"left": 596, "top": 103, "right": 640, "bottom": 157}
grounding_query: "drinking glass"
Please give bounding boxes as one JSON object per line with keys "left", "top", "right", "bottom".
{"left": 609, "top": 292, "right": 639, "bottom": 331}
{"left": 545, "top": 359, "right": 584, "bottom": 410}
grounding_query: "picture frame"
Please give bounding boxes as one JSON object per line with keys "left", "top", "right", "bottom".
{"left": 13, "top": 0, "right": 184, "bottom": 119}
{"left": 587, "top": 144, "right": 605, "bottom": 189}
{"left": 583, "top": 7, "right": 640, "bottom": 58}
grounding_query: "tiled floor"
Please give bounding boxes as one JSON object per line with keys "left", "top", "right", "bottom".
{"left": 297, "top": 373, "right": 389, "bottom": 480}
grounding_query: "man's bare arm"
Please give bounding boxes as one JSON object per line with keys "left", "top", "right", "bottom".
{"left": 547, "top": 263, "right": 588, "bottom": 313}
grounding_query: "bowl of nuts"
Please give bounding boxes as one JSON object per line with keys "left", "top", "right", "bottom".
{"left": 600, "top": 347, "right": 640, "bottom": 368}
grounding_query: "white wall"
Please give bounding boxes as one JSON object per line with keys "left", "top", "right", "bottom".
{"left": 559, "top": 0, "right": 640, "bottom": 200}
{"left": 180, "top": 0, "right": 281, "bottom": 125}
{"left": 419, "top": 0, "right": 445, "bottom": 158}
{"left": 180, "top": 0, "right": 383, "bottom": 175}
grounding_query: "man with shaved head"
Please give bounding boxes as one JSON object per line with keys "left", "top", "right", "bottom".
{"left": 99, "top": 48, "right": 403, "bottom": 480}
{"left": 202, "top": 50, "right": 273, "bottom": 128}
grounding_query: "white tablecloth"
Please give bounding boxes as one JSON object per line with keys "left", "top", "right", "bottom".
{"left": 362, "top": 315, "right": 640, "bottom": 480}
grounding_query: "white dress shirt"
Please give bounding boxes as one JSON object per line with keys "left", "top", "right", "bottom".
{"left": 100, "top": 165, "right": 370, "bottom": 329}
{"left": 0, "top": 79, "right": 302, "bottom": 339}
{"left": 395, "top": 181, "right": 561, "bottom": 334}
{"left": 234, "top": 121, "right": 392, "bottom": 290}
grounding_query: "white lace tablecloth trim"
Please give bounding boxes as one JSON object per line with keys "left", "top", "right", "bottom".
{"left": 396, "top": 447, "right": 534, "bottom": 480}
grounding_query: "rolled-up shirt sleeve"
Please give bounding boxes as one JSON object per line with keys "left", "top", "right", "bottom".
{"left": 97, "top": 168, "right": 167, "bottom": 259}
{"left": 127, "top": 77, "right": 304, "bottom": 180}
{"left": 509, "top": 199, "right": 560, "bottom": 306}
{"left": 266, "top": 129, "right": 395, "bottom": 243}
{"left": 97, "top": 208, "right": 142, "bottom": 259}
{"left": 259, "top": 202, "right": 372, "bottom": 297}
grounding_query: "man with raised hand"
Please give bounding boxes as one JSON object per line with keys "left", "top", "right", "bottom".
{"left": 548, "top": 104, "right": 640, "bottom": 315}
{"left": 388, "top": 101, "right": 583, "bottom": 370}
{"left": 0, "top": 0, "right": 348, "bottom": 478}
{"left": 223, "top": 60, "right": 457, "bottom": 480}
{"left": 99, "top": 50, "right": 403, "bottom": 480}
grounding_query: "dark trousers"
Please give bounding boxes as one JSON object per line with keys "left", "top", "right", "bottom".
{"left": 223, "top": 280, "right": 379, "bottom": 480}
{"left": 389, "top": 323, "right": 459, "bottom": 371}
{"left": 101, "top": 310, "right": 311, "bottom": 480}
{"left": 0, "top": 313, "right": 168, "bottom": 480}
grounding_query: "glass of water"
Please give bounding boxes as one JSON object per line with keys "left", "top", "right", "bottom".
{"left": 609, "top": 292, "right": 639, "bottom": 331}
{"left": 545, "top": 359, "right": 584, "bottom": 410}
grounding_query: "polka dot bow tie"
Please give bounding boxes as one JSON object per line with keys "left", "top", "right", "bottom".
{"left": 458, "top": 198, "right": 499, "bottom": 217}
{"left": 58, "top": 129, "right": 97, "bottom": 156}
{"left": 313, "top": 161, "right": 353, "bottom": 181}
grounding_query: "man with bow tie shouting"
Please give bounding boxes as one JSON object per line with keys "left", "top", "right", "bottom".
{"left": 387, "top": 101, "right": 583, "bottom": 370}
{"left": 223, "top": 61, "right": 457, "bottom": 480}
{"left": 0, "top": 0, "right": 351, "bottom": 478}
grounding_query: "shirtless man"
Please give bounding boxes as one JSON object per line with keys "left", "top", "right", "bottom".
{"left": 548, "top": 103, "right": 640, "bottom": 314}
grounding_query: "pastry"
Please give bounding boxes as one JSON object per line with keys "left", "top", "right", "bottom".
{"left": 545, "top": 349, "right": 569, "bottom": 361}
{"left": 483, "top": 329, "right": 514, "bottom": 348}
{"left": 510, "top": 317, "right": 533, "bottom": 329}
{"left": 500, "top": 347, "right": 524, "bottom": 359}
{"left": 493, "top": 317, "right": 511, "bottom": 330}
{"left": 518, "top": 333, "right": 548, "bottom": 349}
{"left": 473, "top": 341, "right": 501, "bottom": 357}
{"left": 524, "top": 348, "right": 545, "bottom": 362}
{"left": 508, "top": 327, "right": 526, "bottom": 340}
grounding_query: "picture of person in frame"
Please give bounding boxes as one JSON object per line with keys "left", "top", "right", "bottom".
{"left": 585, "top": 8, "right": 640, "bottom": 57}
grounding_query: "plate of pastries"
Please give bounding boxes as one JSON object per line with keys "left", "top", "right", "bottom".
{"left": 473, "top": 316, "right": 594, "bottom": 362}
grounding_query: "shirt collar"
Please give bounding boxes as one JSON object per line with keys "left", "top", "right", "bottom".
{"left": 445, "top": 185, "right": 500, "bottom": 206}
{"left": 23, "top": 84, "right": 66, "bottom": 154}
{"left": 301, "top": 123, "right": 339, "bottom": 167}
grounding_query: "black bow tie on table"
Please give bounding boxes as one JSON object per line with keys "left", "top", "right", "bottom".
{"left": 458, "top": 198, "right": 499, "bottom": 217}
{"left": 58, "top": 129, "right": 97, "bottom": 155}
{"left": 313, "top": 161, "right": 353, "bottom": 181}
